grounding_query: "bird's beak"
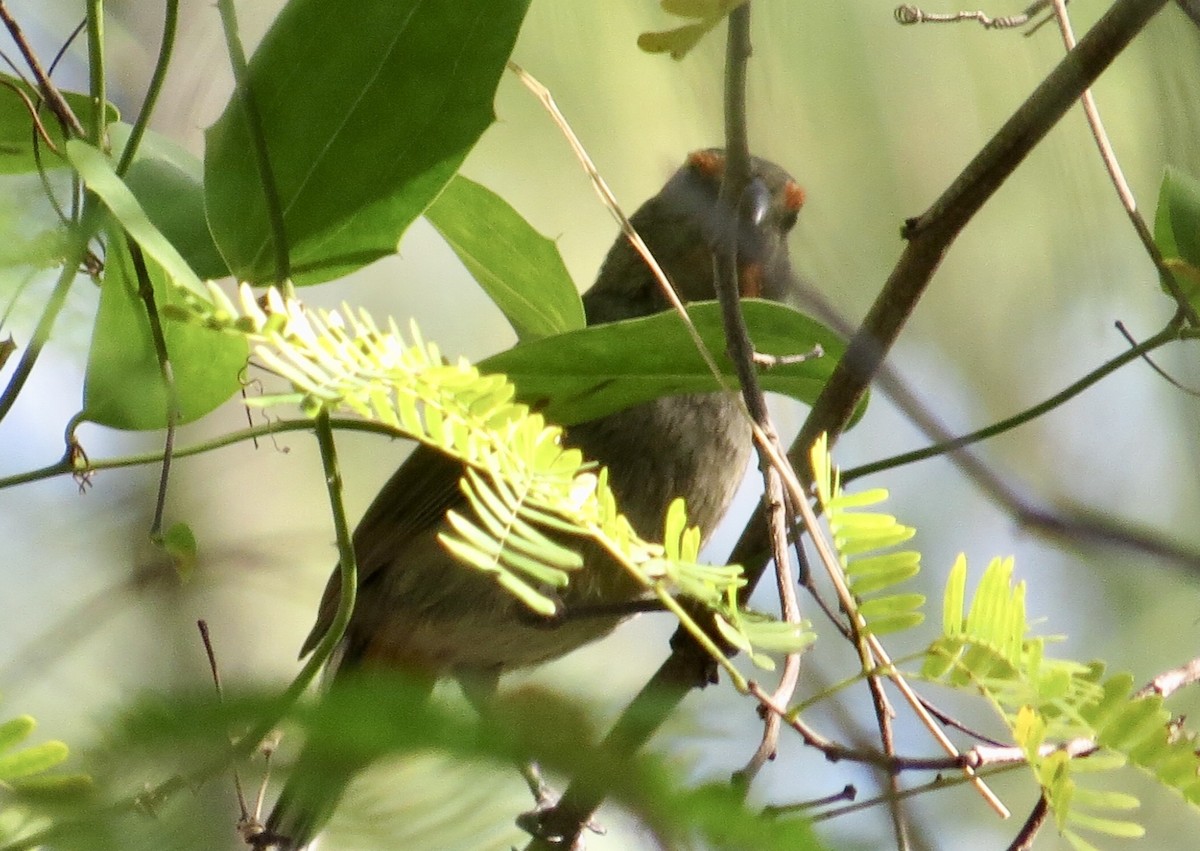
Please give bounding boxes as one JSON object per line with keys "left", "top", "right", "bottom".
{"left": 745, "top": 177, "right": 771, "bottom": 227}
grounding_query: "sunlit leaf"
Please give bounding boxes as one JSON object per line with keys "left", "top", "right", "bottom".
{"left": 82, "top": 228, "right": 245, "bottom": 429}
{"left": 0, "top": 740, "right": 67, "bottom": 782}
{"left": 426, "top": 175, "right": 584, "bottom": 341}
{"left": 65, "top": 140, "right": 205, "bottom": 296}
{"left": 204, "top": 0, "right": 531, "bottom": 284}
{"left": 482, "top": 299, "right": 855, "bottom": 426}
{"left": 110, "top": 123, "right": 228, "bottom": 280}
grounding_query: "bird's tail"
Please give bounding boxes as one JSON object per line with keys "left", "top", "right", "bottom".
{"left": 255, "top": 751, "right": 357, "bottom": 850}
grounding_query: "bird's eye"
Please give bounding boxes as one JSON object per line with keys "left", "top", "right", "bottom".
{"left": 780, "top": 209, "right": 799, "bottom": 232}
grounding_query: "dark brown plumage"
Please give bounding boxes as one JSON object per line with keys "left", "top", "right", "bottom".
{"left": 260, "top": 150, "right": 804, "bottom": 850}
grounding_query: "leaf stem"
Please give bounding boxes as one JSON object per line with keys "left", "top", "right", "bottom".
{"left": 85, "top": 0, "right": 106, "bottom": 145}
{"left": 233, "top": 412, "right": 357, "bottom": 755}
{"left": 842, "top": 320, "right": 1187, "bottom": 483}
{"left": 127, "top": 237, "right": 179, "bottom": 537}
{"left": 0, "top": 416, "right": 396, "bottom": 491}
{"left": 215, "top": 0, "right": 290, "bottom": 282}
{"left": 0, "top": 236, "right": 88, "bottom": 424}
{"left": 116, "top": 0, "right": 179, "bottom": 176}
{"left": 797, "top": 0, "right": 1172, "bottom": 458}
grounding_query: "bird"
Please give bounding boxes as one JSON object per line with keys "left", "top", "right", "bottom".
{"left": 256, "top": 149, "right": 805, "bottom": 849}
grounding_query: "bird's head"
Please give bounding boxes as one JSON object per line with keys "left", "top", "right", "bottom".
{"left": 586, "top": 149, "right": 805, "bottom": 322}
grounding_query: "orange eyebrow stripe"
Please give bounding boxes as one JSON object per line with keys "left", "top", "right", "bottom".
{"left": 688, "top": 149, "right": 725, "bottom": 178}
{"left": 784, "top": 181, "right": 806, "bottom": 211}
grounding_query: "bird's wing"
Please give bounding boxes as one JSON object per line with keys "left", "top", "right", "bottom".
{"left": 298, "top": 444, "right": 466, "bottom": 658}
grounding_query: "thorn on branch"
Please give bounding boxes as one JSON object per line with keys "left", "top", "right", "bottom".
{"left": 1117, "top": 320, "right": 1200, "bottom": 397}
{"left": 762, "top": 783, "right": 857, "bottom": 817}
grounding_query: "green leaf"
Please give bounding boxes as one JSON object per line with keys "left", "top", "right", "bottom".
{"left": 425, "top": 175, "right": 584, "bottom": 341}
{"left": 636, "top": 22, "right": 712, "bottom": 59}
{"left": 65, "top": 139, "right": 206, "bottom": 297}
{"left": 1063, "top": 831, "right": 1103, "bottom": 851}
{"left": 82, "top": 230, "right": 246, "bottom": 430}
{"left": 0, "top": 716, "right": 34, "bottom": 752}
{"left": 204, "top": 0, "right": 532, "bottom": 285}
{"left": 0, "top": 73, "right": 117, "bottom": 174}
{"left": 161, "top": 522, "right": 199, "bottom": 581}
{"left": 637, "top": 0, "right": 747, "bottom": 59}
{"left": 1099, "top": 695, "right": 1168, "bottom": 752}
{"left": 942, "top": 553, "right": 967, "bottom": 637}
{"left": 736, "top": 616, "right": 816, "bottom": 654}
{"left": 110, "top": 123, "right": 229, "bottom": 280}
{"left": 1065, "top": 810, "right": 1145, "bottom": 838}
{"left": 846, "top": 551, "right": 920, "bottom": 595}
{"left": 1070, "top": 787, "right": 1139, "bottom": 811}
{"left": 858, "top": 594, "right": 925, "bottom": 635}
{"left": 6, "top": 771, "right": 91, "bottom": 795}
{"left": 1154, "top": 167, "right": 1200, "bottom": 313}
{"left": 481, "top": 299, "right": 856, "bottom": 426}
{"left": 0, "top": 740, "right": 67, "bottom": 782}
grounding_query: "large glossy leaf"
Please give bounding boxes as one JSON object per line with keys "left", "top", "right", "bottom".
{"left": 204, "top": 0, "right": 532, "bottom": 285}
{"left": 425, "top": 175, "right": 584, "bottom": 341}
{"left": 1154, "top": 166, "right": 1200, "bottom": 314}
{"left": 110, "top": 123, "right": 229, "bottom": 280}
{"left": 66, "top": 139, "right": 205, "bottom": 297}
{"left": 72, "top": 139, "right": 243, "bottom": 427}
{"left": 82, "top": 227, "right": 245, "bottom": 430}
{"left": 0, "top": 73, "right": 117, "bottom": 174}
{"left": 481, "top": 299, "right": 858, "bottom": 426}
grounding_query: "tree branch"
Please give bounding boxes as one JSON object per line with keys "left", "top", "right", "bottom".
{"left": 797, "top": 0, "right": 1174, "bottom": 464}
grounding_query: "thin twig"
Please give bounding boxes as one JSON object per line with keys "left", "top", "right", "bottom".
{"left": 506, "top": 61, "right": 729, "bottom": 392}
{"left": 128, "top": 239, "right": 179, "bottom": 539}
{"left": 1115, "top": 319, "right": 1200, "bottom": 396}
{"left": 116, "top": 0, "right": 179, "bottom": 176}
{"left": 0, "top": 1, "right": 84, "bottom": 135}
{"left": 894, "top": 1, "right": 1054, "bottom": 29}
{"left": 1046, "top": 0, "right": 1199, "bottom": 325}
{"left": 0, "top": 235, "right": 90, "bottom": 424}
{"left": 768, "top": 784, "right": 856, "bottom": 813}
{"left": 45, "top": 18, "right": 87, "bottom": 227}
{"left": 227, "top": 412, "right": 358, "bottom": 762}
{"left": 0, "top": 416, "right": 414, "bottom": 491}
{"left": 750, "top": 681, "right": 1097, "bottom": 772}
{"left": 915, "top": 695, "right": 1008, "bottom": 747}
{"left": 868, "top": 672, "right": 910, "bottom": 849}
{"left": 798, "top": 0, "right": 1175, "bottom": 467}
{"left": 0, "top": 78, "right": 60, "bottom": 154}
{"left": 1005, "top": 795, "right": 1050, "bottom": 851}
{"left": 760, "top": 437, "right": 1010, "bottom": 817}
{"left": 197, "top": 620, "right": 253, "bottom": 825}
{"left": 842, "top": 319, "right": 1187, "bottom": 482}
{"left": 801, "top": 766, "right": 1024, "bottom": 823}
{"left": 714, "top": 1, "right": 807, "bottom": 796}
